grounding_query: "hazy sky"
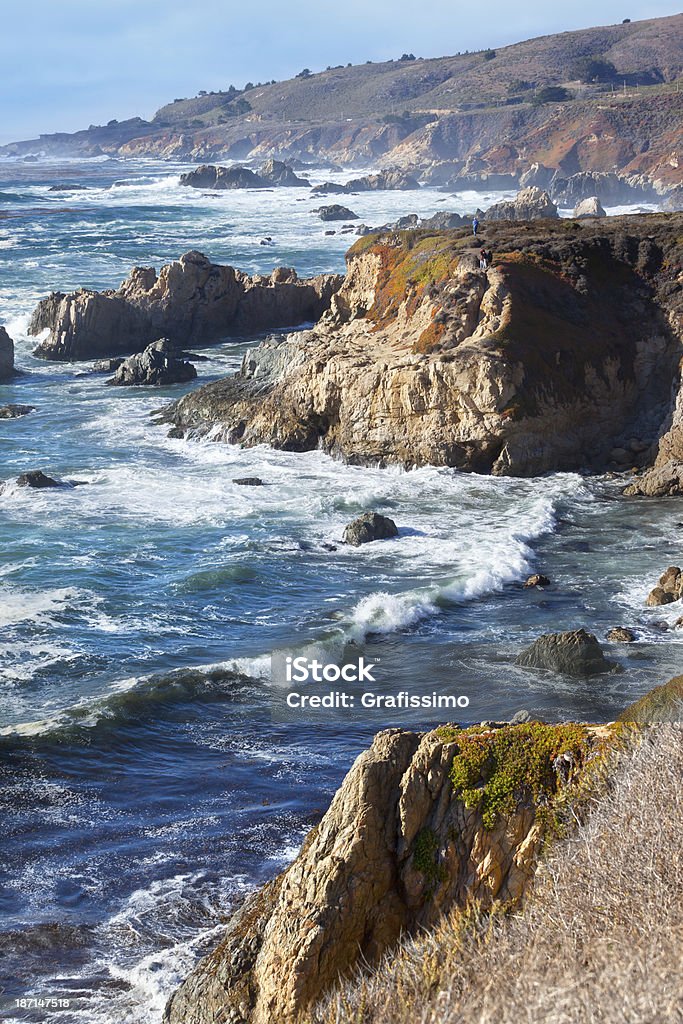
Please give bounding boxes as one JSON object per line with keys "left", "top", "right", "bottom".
{"left": 0, "top": 1, "right": 680, "bottom": 144}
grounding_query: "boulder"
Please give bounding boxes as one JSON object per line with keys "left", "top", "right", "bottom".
{"left": 516, "top": 628, "right": 615, "bottom": 676}
{"left": 259, "top": 159, "right": 309, "bottom": 187}
{"left": 646, "top": 566, "right": 682, "bottom": 607}
{"left": 16, "top": 470, "right": 61, "bottom": 489}
{"left": 0, "top": 404, "right": 34, "bottom": 419}
{"left": 606, "top": 627, "right": 636, "bottom": 642}
{"left": 179, "top": 164, "right": 267, "bottom": 190}
{"left": 0, "top": 326, "right": 14, "bottom": 380}
{"left": 93, "top": 357, "right": 126, "bottom": 373}
{"left": 107, "top": 339, "right": 198, "bottom": 386}
{"left": 310, "top": 181, "right": 350, "bottom": 195}
{"left": 484, "top": 187, "right": 558, "bottom": 222}
{"left": 573, "top": 196, "right": 606, "bottom": 219}
{"left": 524, "top": 574, "right": 550, "bottom": 588}
{"left": 342, "top": 512, "right": 398, "bottom": 546}
{"left": 29, "top": 251, "right": 343, "bottom": 360}
{"left": 163, "top": 722, "right": 603, "bottom": 1024}
{"left": 315, "top": 204, "right": 359, "bottom": 221}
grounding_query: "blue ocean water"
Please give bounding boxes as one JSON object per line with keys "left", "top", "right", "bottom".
{"left": 0, "top": 158, "right": 680, "bottom": 1023}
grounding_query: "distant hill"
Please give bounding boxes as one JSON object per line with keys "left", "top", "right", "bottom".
{"left": 2, "top": 13, "right": 682, "bottom": 192}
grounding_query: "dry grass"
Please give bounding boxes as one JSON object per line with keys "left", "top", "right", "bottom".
{"left": 309, "top": 725, "right": 683, "bottom": 1024}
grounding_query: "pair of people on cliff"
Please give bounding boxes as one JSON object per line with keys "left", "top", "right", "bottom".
{"left": 479, "top": 248, "right": 493, "bottom": 270}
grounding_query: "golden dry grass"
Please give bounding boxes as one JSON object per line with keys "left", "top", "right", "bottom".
{"left": 309, "top": 724, "right": 683, "bottom": 1024}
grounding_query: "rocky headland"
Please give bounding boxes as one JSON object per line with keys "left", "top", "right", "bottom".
{"left": 0, "top": 325, "right": 15, "bottom": 380}
{"left": 164, "top": 213, "right": 683, "bottom": 479}
{"left": 29, "top": 253, "right": 343, "bottom": 361}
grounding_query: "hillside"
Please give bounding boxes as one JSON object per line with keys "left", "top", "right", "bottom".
{"left": 2, "top": 13, "right": 682, "bottom": 191}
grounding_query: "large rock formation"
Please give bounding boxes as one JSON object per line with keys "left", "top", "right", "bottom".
{"left": 107, "top": 339, "right": 197, "bottom": 386}
{"left": 165, "top": 215, "right": 683, "bottom": 477}
{"left": 0, "top": 326, "right": 15, "bottom": 380}
{"left": 484, "top": 187, "right": 558, "bottom": 222}
{"left": 258, "top": 159, "right": 309, "bottom": 187}
{"left": 179, "top": 165, "right": 268, "bottom": 189}
{"left": 28, "top": 253, "right": 343, "bottom": 361}
{"left": 624, "top": 361, "right": 683, "bottom": 496}
{"left": 515, "top": 628, "right": 616, "bottom": 676}
{"left": 164, "top": 721, "right": 604, "bottom": 1024}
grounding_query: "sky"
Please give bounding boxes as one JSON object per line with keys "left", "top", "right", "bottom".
{"left": 0, "top": 0, "right": 680, "bottom": 144}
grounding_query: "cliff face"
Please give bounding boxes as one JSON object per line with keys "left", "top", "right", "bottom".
{"left": 29, "top": 253, "right": 343, "bottom": 361}
{"left": 164, "top": 722, "right": 605, "bottom": 1024}
{"left": 167, "top": 215, "right": 683, "bottom": 477}
{"left": 0, "top": 326, "right": 14, "bottom": 380}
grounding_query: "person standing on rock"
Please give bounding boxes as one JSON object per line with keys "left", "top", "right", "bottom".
{"left": 472, "top": 216, "right": 480, "bottom": 236}
{"left": 479, "top": 248, "right": 488, "bottom": 270}
{"left": 486, "top": 248, "right": 494, "bottom": 268}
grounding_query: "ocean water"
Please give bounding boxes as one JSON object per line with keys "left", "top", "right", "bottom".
{"left": 0, "top": 158, "right": 679, "bottom": 1023}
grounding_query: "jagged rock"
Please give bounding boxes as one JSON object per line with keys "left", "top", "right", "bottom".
{"left": 346, "top": 169, "right": 421, "bottom": 191}
{"left": 315, "top": 204, "right": 359, "bottom": 221}
{"left": 524, "top": 574, "right": 550, "bottom": 588}
{"left": 258, "top": 159, "right": 309, "bottom": 187}
{"left": 164, "top": 216, "right": 683, "bottom": 477}
{"left": 233, "top": 477, "right": 263, "bottom": 486}
{"left": 0, "top": 404, "right": 34, "bottom": 418}
{"left": 29, "top": 252, "right": 343, "bottom": 360}
{"left": 342, "top": 512, "right": 398, "bottom": 546}
{"left": 420, "top": 211, "right": 469, "bottom": 229}
{"left": 179, "top": 164, "right": 267, "bottom": 189}
{"left": 606, "top": 627, "right": 637, "bottom": 642}
{"left": 519, "top": 163, "right": 554, "bottom": 189}
{"left": 16, "top": 470, "right": 61, "bottom": 488}
{"left": 0, "top": 326, "right": 14, "bottom": 381}
{"left": 93, "top": 357, "right": 125, "bottom": 373}
{"left": 573, "top": 196, "right": 606, "bottom": 219}
{"left": 624, "top": 461, "right": 683, "bottom": 497}
{"left": 163, "top": 722, "right": 603, "bottom": 1024}
{"left": 107, "top": 339, "right": 197, "bottom": 386}
{"left": 484, "top": 187, "right": 558, "bottom": 222}
{"left": 646, "top": 566, "right": 682, "bottom": 606}
{"left": 516, "top": 628, "right": 615, "bottom": 676}
{"left": 310, "top": 181, "right": 349, "bottom": 195}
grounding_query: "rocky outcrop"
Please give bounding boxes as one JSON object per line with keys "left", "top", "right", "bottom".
{"left": 179, "top": 165, "right": 267, "bottom": 189}
{"left": 315, "top": 204, "right": 358, "bottom": 221}
{"left": 346, "top": 169, "right": 421, "bottom": 191}
{"left": 29, "top": 252, "right": 343, "bottom": 361}
{"left": 516, "top": 628, "right": 616, "bottom": 676}
{"left": 164, "top": 721, "right": 605, "bottom": 1024}
{"left": 258, "top": 159, "right": 309, "bottom": 187}
{"left": 164, "top": 215, "right": 683, "bottom": 477}
{"left": 107, "top": 339, "right": 197, "bottom": 386}
{"left": 342, "top": 512, "right": 398, "bottom": 546}
{"left": 484, "top": 187, "right": 558, "bottom": 222}
{"left": 646, "top": 566, "right": 682, "bottom": 607}
{"left": 0, "top": 404, "right": 34, "bottom": 418}
{"left": 550, "top": 171, "right": 651, "bottom": 207}
{"left": 573, "top": 196, "right": 606, "bottom": 219}
{"left": 0, "top": 326, "right": 14, "bottom": 380}
{"left": 606, "top": 627, "right": 636, "bottom": 642}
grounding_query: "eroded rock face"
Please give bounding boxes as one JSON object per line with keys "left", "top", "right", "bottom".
{"left": 0, "top": 326, "right": 15, "bottom": 380}
{"left": 551, "top": 171, "right": 647, "bottom": 207}
{"left": 646, "top": 566, "right": 682, "bottom": 606}
{"left": 346, "top": 169, "right": 421, "bottom": 191}
{"left": 29, "top": 252, "right": 343, "bottom": 360}
{"left": 484, "top": 187, "right": 558, "bottom": 222}
{"left": 107, "top": 339, "right": 197, "bottom": 386}
{"left": 624, "top": 367, "right": 683, "bottom": 496}
{"left": 165, "top": 216, "right": 683, "bottom": 477}
{"left": 164, "top": 723, "right": 600, "bottom": 1024}
{"left": 516, "top": 628, "right": 615, "bottom": 676}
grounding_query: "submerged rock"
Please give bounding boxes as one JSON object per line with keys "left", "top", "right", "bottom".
{"left": 516, "top": 628, "right": 616, "bottom": 676}
{"left": 606, "top": 627, "right": 637, "bottom": 642}
{"left": 107, "top": 339, "right": 197, "bottom": 386}
{"left": 29, "top": 252, "right": 343, "bottom": 361}
{"left": 315, "top": 204, "right": 359, "bottom": 221}
{"left": 10, "top": 470, "right": 61, "bottom": 490}
{"left": 232, "top": 477, "right": 263, "bottom": 486}
{"left": 342, "top": 512, "right": 398, "bottom": 546}
{"left": 0, "top": 404, "right": 34, "bottom": 418}
{"left": 0, "top": 326, "right": 14, "bottom": 381}
{"left": 524, "top": 574, "right": 550, "bottom": 588}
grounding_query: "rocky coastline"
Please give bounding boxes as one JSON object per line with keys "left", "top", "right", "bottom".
{"left": 161, "top": 213, "right": 683, "bottom": 483}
